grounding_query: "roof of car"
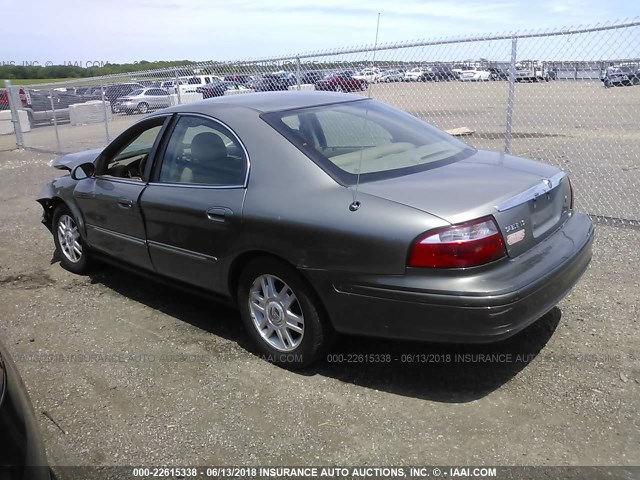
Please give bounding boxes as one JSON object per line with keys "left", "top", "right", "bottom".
{"left": 168, "top": 91, "right": 367, "bottom": 114}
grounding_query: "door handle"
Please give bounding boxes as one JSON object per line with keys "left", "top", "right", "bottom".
{"left": 117, "top": 198, "right": 134, "bottom": 208}
{"left": 206, "top": 207, "right": 233, "bottom": 222}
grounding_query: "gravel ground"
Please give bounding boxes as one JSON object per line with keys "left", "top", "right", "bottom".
{"left": 0, "top": 149, "right": 638, "bottom": 475}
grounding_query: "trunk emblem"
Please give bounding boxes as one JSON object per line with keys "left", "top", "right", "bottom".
{"left": 504, "top": 219, "right": 526, "bottom": 233}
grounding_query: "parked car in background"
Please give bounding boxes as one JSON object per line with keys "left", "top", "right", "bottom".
{"left": 603, "top": 65, "right": 640, "bottom": 87}
{"left": 428, "top": 66, "right": 456, "bottom": 81}
{"left": 158, "top": 81, "right": 177, "bottom": 94}
{"left": 458, "top": 67, "right": 491, "bottom": 81}
{"left": 378, "top": 69, "right": 405, "bottom": 83}
{"left": 81, "top": 86, "right": 105, "bottom": 101}
{"left": 252, "top": 73, "right": 294, "bottom": 92}
{"left": 224, "top": 74, "right": 254, "bottom": 85}
{"left": 37, "top": 91, "right": 593, "bottom": 368}
{"left": 315, "top": 73, "right": 368, "bottom": 92}
{"left": 353, "top": 68, "right": 381, "bottom": 83}
{"left": 24, "top": 90, "right": 84, "bottom": 127}
{"left": 196, "top": 81, "right": 251, "bottom": 98}
{"left": 0, "top": 89, "right": 9, "bottom": 110}
{"left": 176, "top": 75, "right": 224, "bottom": 95}
{"left": 404, "top": 67, "right": 427, "bottom": 81}
{"left": 488, "top": 68, "right": 509, "bottom": 80}
{"left": 104, "top": 83, "right": 144, "bottom": 112}
{"left": 0, "top": 338, "right": 52, "bottom": 479}
{"left": 298, "top": 71, "right": 324, "bottom": 85}
{"left": 112, "top": 88, "right": 170, "bottom": 114}
{"left": 515, "top": 63, "right": 550, "bottom": 82}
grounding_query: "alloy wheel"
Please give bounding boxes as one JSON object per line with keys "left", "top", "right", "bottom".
{"left": 248, "top": 274, "right": 304, "bottom": 352}
{"left": 57, "top": 214, "right": 82, "bottom": 263}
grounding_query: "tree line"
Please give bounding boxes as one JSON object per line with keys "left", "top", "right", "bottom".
{"left": 0, "top": 60, "right": 195, "bottom": 80}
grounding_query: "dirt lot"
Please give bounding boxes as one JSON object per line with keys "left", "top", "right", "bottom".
{"left": 0, "top": 143, "right": 638, "bottom": 476}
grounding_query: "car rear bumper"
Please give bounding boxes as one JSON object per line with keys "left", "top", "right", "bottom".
{"left": 301, "top": 212, "right": 594, "bottom": 343}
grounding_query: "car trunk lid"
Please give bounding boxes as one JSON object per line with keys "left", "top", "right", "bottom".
{"left": 358, "top": 149, "right": 572, "bottom": 258}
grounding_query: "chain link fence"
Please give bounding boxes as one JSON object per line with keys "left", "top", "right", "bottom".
{"left": 2, "top": 20, "right": 639, "bottom": 225}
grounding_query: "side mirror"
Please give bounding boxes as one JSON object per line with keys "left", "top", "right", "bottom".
{"left": 71, "top": 162, "right": 95, "bottom": 180}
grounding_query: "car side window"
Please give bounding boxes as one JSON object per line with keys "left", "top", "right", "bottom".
{"left": 157, "top": 116, "right": 247, "bottom": 186}
{"left": 100, "top": 119, "right": 165, "bottom": 180}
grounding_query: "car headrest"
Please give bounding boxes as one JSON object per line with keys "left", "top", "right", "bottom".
{"left": 191, "top": 132, "right": 227, "bottom": 163}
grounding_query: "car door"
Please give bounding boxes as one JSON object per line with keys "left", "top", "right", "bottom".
{"left": 140, "top": 114, "right": 248, "bottom": 293}
{"left": 145, "top": 89, "right": 166, "bottom": 108}
{"left": 73, "top": 115, "right": 171, "bottom": 270}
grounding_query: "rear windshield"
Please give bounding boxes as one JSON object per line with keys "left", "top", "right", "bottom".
{"left": 262, "top": 99, "right": 474, "bottom": 184}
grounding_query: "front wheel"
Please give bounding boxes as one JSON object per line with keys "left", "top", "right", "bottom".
{"left": 237, "top": 257, "right": 333, "bottom": 369}
{"left": 53, "top": 205, "right": 90, "bottom": 274}
{"left": 137, "top": 102, "right": 149, "bottom": 114}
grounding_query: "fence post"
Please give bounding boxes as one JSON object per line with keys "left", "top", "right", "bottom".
{"left": 100, "top": 83, "right": 110, "bottom": 143}
{"left": 175, "top": 68, "right": 182, "bottom": 104}
{"left": 49, "top": 89, "right": 61, "bottom": 152}
{"left": 504, "top": 36, "right": 518, "bottom": 154}
{"left": 296, "top": 56, "right": 301, "bottom": 89}
{"left": 4, "top": 80, "right": 24, "bottom": 149}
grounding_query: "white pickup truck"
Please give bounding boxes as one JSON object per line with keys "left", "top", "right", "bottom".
{"left": 176, "top": 75, "right": 224, "bottom": 95}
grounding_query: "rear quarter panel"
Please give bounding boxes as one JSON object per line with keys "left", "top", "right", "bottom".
{"left": 218, "top": 110, "right": 448, "bottom": 275}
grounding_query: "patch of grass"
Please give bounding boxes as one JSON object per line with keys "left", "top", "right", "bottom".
{"left": 3, "top": 78, "right": 70, "bottom": 86}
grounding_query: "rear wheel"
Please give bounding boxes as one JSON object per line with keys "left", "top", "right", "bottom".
{"left": 137, "top": 102, "right": 149, "bottom": 114}
{"left": 237, "top": 257, "right": 333, "bottom": 368}
{"left": 52, "top": 205, "right": 90, "bottom": 274}
{"left": 632, "top": 77, "right": 640, "bottom": 86}
{"left": 334, "top": 84, "right": 344, "bottom": 93}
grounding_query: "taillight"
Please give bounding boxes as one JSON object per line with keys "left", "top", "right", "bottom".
{"left": 409, "top": 216, "right": 506, "bottom": 268}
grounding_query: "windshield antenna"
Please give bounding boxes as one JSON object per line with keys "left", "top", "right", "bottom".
{"left": 350, "top": 12, "right": 381, "bottom": 212}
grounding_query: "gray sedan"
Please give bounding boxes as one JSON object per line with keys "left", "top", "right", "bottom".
{"left": 112, "top": 88, "right": 170, "bottom": 114}
{"left": 37, "top": 92, "right": 594, "bottom": 368}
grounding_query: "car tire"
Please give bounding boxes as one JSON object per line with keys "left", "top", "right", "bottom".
{"left": 335, "top": 85, "right": 344, "bottom": 93}
{"left": 52, "top": 205, "right": 90, "bottom": 274}
{"left": 137, "top": 102, "right": 149, "bottom": 114}
{"left": 632, "top": 77, "right": 640, "bottom": 86}
{"left": 237, "top": 257, "right": 334, "bottom": 369}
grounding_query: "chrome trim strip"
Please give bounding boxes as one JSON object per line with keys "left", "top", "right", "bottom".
{"left": 146, "top": 182, "right": 244, "bottom": 190}
{"left": 95, "top": 176, "right": 145, "bottom": 186}
{"left": 88, "top": 225, "right": 146, "bottom": 245}
{"left": 147, "top": 240, "right": 218, "bottom": 263}
{"left": 494, "top": 171, "right": 566, "bottom": 212}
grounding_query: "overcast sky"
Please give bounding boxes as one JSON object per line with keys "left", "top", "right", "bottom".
{"left": 0, "top": 0, "right": 637, "bottom": 65}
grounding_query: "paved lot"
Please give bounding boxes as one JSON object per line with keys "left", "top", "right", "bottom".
{"left": 2, "top": 80, "right": 639, "bottom": 222}
{"left": 0, "top": 148, "right": 638, "bottom": 474}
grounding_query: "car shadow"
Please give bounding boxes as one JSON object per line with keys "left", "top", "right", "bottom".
{"left": 84, "top": 263, "right": 561, "bottom": 403}
{"left": 306, "top": 308, "right": 561, "bottom": 403}
{"left": 85, "top": 265, "right": 246, "bottom": 346}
